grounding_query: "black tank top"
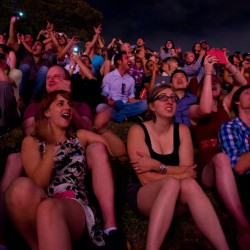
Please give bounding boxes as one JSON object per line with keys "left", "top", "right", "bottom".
{"left": 138, "top": 122, "right": 180, "bottom": 166}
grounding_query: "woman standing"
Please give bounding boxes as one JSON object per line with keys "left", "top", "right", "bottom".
{"left": 127, "top": 84, "right": 229, "bottom": 250}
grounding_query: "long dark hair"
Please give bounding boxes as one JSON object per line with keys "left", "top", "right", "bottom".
{"left": 163, "top": 40, "right": 175, "bottom": 53}
{"left": 33, "top": 90, "right": 73, "bottom": 141}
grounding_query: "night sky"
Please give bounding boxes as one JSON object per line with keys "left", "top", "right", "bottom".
{"left": 85, "top": 0, "right": 250, "bottom": 55}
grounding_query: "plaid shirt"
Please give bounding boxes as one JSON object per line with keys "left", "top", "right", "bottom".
{"left": 219, "top": 117, "right": 250, "bottom": 174}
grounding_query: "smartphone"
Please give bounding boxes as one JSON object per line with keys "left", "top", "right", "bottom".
{"left": 73, "top": 47, "right": 79, "bottom": 55}
{"left": 206, "top": 49, "right": 227, "bottom": 64}
{"left": 13, "top": 12, "right": 24, "bottom": 17}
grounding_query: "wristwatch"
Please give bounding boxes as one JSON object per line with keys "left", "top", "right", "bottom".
{"left": 159, "top": 163, "right": 169, "bottom": 174}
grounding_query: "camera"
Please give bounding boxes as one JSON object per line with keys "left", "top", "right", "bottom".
{"left": 12, "top": 12, "right": 24, "bottom": 17}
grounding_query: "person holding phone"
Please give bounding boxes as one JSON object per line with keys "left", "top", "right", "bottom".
{"left": 189, "top": 55, "right": 250, "bottom": 249}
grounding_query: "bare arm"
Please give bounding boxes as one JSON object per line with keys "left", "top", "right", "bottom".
{"left": 71, "top": 54, "right": 96, "bottom": 80}
{"left": 127, "top": 124, "right": 196, "bottom": 185}
{"left": 223, "top": 62, "right": 247, "bottom": 114}
{"left": 77, "top": 129, "right": 126, "bottom": 158}
{"left": 234, "top": 151, "right": 250, "bottom": 175}
{"left": 84, "top": 25, "right": 102, "bottom": 56}
{"left": 8, "top": 51, "right": 17, "bottom": 69}
{"left": 6, "top": 17, "right": 20, "bottom": 51}
{"left": 21, "top": 136, "right": 54, "bottom": 188}
{"left": 189, "top": 55, "right": 218, "bottom": 124}
{"left": 57, "top": 36, "right": 80, "bottom": 61}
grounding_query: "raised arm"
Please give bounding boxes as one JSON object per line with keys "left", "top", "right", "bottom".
{"left": 6, "top": 17, "right": 19, "bottom": 51}
{"left": 189, "top": 55, "right": 218, "bottom": 124}
{"left": 70, "top": 54, "right": 96, "bottom": 79}
{"left": 223, "top": 62, "right": 247, "bottom": 114}
{"left": 84, "top": 24, "right": 102, "bottom": 56}
{"left": 57, "top": 36, "right": 80, "bottom": 61}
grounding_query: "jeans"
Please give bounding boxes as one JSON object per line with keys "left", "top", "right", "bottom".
{"left": 112, "top": 100, "right": 148, "bottom": 122}
{"left": 19, "top": 64, "right": 49, "bottom": 102}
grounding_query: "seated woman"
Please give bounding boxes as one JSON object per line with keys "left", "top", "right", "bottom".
{"left": 126, "top": 84, "right": 229, "bottom": 250}
{"left": 5, "top": 90, "right": 125, "bottom": 249}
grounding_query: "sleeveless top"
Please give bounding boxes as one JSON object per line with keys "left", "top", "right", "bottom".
{"left": 138, "top": 122, "right": 180, "bottom": 166}
{"left": 191, "top": 107, "right": 230, "bottom": 171}
{"left": 126, "top": 122, "right": 181, "bottom": 213}
{"left": 38, "top": 134, "right": 104, "bottom": 246}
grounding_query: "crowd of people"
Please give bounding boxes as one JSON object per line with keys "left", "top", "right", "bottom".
{"left": 0, "top": 14, "right": 250, "bottom": 250}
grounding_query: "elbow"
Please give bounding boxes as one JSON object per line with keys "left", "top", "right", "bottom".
{"left": 234, "top": 166, "right": 246, "bottom": 175}
{"left": 199, "top": 108, "right": 212, "bottom": 117}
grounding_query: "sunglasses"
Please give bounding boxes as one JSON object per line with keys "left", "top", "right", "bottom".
{"left": 154, "top": 94, "right": 179, "bottom": 103}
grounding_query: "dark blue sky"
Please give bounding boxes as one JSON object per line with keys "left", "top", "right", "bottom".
{"left": 85, "top": 0, "right": 250, "bottom": 55}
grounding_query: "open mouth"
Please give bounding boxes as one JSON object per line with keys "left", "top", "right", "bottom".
{"left": 61, "top": 113, "right": 71, "bottom": 119}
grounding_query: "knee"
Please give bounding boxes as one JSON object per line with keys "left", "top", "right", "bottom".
{"left": 6, "top": 153, "right": 22, "bottom": 169}
{"left": 86, "top": 142, "right": 108, "bottom": 159}
{"left": 38, "top": 66, "right": 49, "bottom": 76}
{"left": 161, "top": 177, "right": 181, "bottom": 193}
{"left": 19, "top": 64, "right": 30, "bottom": 73}
{"left": 5, "top": 177, "right": 35, "bottom": 209}
{"left": 1, "top": 153, "right": 23, "bottom": 192}
{"left": 213, "top": 152, "right": 231, "bottom": 172}
{"left": 37, "top": 199, "right": 62, "bottom": 225}
{"left": 180, "top": 178, "right": 201, "bottom": 196}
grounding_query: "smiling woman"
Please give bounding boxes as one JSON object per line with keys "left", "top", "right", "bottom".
{"left": 5, "top": 90, "right": 125, "bottom": 249}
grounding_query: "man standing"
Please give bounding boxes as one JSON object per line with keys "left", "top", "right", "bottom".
{"left": 99, "top": 51, "right": 148, "bottom": 122}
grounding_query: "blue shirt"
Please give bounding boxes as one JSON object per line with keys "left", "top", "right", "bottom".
{"left": 219, "top": 117, "right": 250, "bottom": 174}
{"left": 174, "top": 92, "right": 197, "bottom": 127}
{"left": 101, "top": 69, "right": 135, "bottom": 103}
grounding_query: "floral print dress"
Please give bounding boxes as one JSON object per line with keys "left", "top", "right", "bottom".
{"left": 38, "top": 134, "right": 105, "bottom": 246}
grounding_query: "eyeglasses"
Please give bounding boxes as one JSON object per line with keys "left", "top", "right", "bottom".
{"left": 154, "top": 94, "right": 179, "bottom": 103}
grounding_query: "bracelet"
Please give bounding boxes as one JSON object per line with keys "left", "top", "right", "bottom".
{"left": 159, "top": 164, "right": 169, "bottom": 174}
{"left": 205, "top": 73, "right": 212, "bottom": 75}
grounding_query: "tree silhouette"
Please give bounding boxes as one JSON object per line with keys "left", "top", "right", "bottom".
{"left": 0, "top": 0, "right": 103, "bottom": 41}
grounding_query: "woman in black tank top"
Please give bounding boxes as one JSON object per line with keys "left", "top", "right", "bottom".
{"left": 127, "top": 84, "right": 229, "bottom": 250}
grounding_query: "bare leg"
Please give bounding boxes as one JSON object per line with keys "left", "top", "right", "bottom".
{"left": 202, "top": 153, "right": 250, "bottom": 229}
{"left": 86, "top": 142, "right": 116, "bottom": 229}
{"left": 179, "top": 178, "right": 229, "bottom": 250}
{"left": 137, "top": 177, "right": 180, "bottom": 250}
{"left": 94, "top": 106, "right": 126, "bottom": 157}
{"left": 0, "top": 153, "right": 23, "bottom": 244}
{"left": 37, "top": 198, "right": 86, "bottom": 250}
{"left": 5, "top": 177, "right": 46, "bottom": 249}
